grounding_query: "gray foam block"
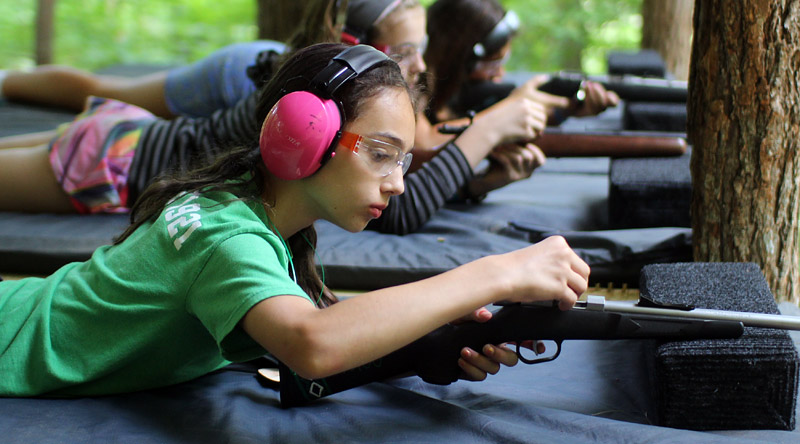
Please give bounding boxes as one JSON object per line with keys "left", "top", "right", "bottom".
{"left": 623, "top": 102, "right": 687, "bottom": 132}
{"left": 607, "top": 49, "right": 668, "bottom": 78}
{"left": 640, "top": 262, "right": 799, "bottom": 430}
{"left": 608, "top": 148, "right": 691, "bottom": 229}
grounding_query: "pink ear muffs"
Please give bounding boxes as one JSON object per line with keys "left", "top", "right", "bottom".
{"left": 259, "top": 91, "right": 342, "bottom": 180}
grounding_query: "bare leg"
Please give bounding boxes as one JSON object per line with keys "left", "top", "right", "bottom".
{"left": 0, "top": 144, "right": 76, "bottom": 213}
{"left": 0, "top": 129, "right": 58, "bottom": 149}
{"left": 92, "top": 71, "right": 173, "bottom": 118}
{"left": 2, "top": 66, "right": 174, "bottom": 119}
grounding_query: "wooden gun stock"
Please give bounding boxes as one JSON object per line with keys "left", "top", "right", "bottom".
{"left": 414, "top": 128, "right": 687, "bottom": 169}
{"left": 534, "top": 129, "right": 687, "bottom": 157}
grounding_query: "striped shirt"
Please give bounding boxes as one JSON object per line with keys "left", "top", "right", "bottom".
{"left": 126, "top": 92, "right": 474, "bottom": 235}
{"left": 367, "top": 141, "right": 474, "bottom": 235}
{"left": 126, "top": 92, "right": 261, "bottom": 204}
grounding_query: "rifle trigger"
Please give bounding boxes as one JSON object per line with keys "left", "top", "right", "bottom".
{"left": 517, "top": 340, "right": 562, "bottom": 365}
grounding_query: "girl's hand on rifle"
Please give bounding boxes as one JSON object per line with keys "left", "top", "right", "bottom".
{"left": 463, "top": 95, "right": 548, "bottom": 159}
{"left": 570, "top": 81, "right": 620, "bottom": 117}
{"left": 510, "top": 74, "right": 571, "bottom": 115}
{"left": 452, "top": 307, "right": 521, "bottom": 381}
{"left": 464, "top": 142, "right": 546, "bottom": 198}
{"left": 513, "top": 75, "right": 619, "bottom": 121}
{"left": 499, "top": 236, "right": 589, "bottom": 311}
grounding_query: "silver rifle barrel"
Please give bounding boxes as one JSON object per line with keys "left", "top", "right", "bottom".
{"left": 576, "top": 295, "right": 800, "bottom": 331}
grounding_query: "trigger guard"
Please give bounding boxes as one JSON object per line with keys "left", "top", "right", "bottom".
{"left": 517, "top": 340, "right": 562, "bottom": 365}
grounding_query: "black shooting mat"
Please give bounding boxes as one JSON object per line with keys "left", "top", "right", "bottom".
{"left": 1, "top": 70, "right": 800, "bottom": 442}
{"left": 0, "top": 89, "right": 693, "bottom": 286}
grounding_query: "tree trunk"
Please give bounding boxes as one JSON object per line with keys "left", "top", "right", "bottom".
{"left": 688, "top": 0, "right": 800, "bottom": 304}
{"left": 256, "top": 0, "right": 311, "bottom": 41}
{"left": 641, "top": 0, "right": 693, "bottom": 80}
{"left": 35, "top": 0, "right": 56, "bottom": 65}
{"left": 557, "top": 0, "right": 586, "bottom": 70}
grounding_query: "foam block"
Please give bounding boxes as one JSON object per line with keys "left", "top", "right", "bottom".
{"left": 623, "top": 102, "right": 687, "bottom": 132}
{"left": 607, "top": 49, "right": 668, "bottom": 78}
{"left": 608, "top": 148, "right": 691, "bottom": 229}
{"left": 640, "top": 262, "right": 799, "bottom": 430}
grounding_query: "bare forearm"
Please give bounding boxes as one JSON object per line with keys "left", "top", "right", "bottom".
{"left": 245, "top": 237, "right": 587, "bottom": 380}
{"left": 247, "top": 255, "right": 510, "bottom": 380}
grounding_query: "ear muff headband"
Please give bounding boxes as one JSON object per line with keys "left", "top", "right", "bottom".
{"left": 342, "top": 0, "right": 402, "bottom": 44}
{"left": 260, "top": 45, "right": 391, "bottom": 180}
{"left": 472, "top": 10, "right": 520, "bottom": 59}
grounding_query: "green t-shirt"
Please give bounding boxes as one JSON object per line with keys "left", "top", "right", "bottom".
{"left": 0, "top": 191, "right": 310, "bottom": 396}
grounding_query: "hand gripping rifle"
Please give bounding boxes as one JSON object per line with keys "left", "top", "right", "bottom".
{"left": 432, "top": 125, "right": 688, "bottom": 159}
{"left": 455, "top": 71, "right": 688, "bottom": 115}
{"left": 277, "top": 295, "right": 800, "bottom": 408}
{"left": 537, "top": 71, "right": 689, "bottom": 103}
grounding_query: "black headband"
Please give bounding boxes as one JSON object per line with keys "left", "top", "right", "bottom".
{"left": 473, "top": 10, "right": 520, "bottom": 58}
{"left": 342, "top": 0, "right": 401, "bottom": 44}
{"left": 309, "top": 44, "right": 391, "bottom": 98}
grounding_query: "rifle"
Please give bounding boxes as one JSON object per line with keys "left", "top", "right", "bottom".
{"left": 426, "top": 125, "right": 687, "bottom": 165}
{"left": 275, "top": 295, "right": 800, "bottom": 408}
{"left": 529, "top": 128, "right": 687, "bottom": 157}
{"left": 454, "top": 72, "right": 688, "bottom": 115}
{"left": 538, "top": 71, "right": 688, "bottom": 103}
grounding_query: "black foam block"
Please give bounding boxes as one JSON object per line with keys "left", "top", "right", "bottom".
{"left": 608, "top": 148, "right": 691, "bottom": 229}
{"left": 607, "top": 49, "right": 668, "bottom": 78}
{"left": 623, "top": 102, "right": 687, "bottom": 132}
{"left": 640, "top": 262, "right": 799, "bottom": 430}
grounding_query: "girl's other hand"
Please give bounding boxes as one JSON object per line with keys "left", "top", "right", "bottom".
{"left": 453, "top": 307, "right": 518, "bottom": 381}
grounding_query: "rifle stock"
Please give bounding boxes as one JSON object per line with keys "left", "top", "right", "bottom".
{"left": 533, "top": 129, "right": 687, "bottom": 157}
{"left": 278, "top": 300, "right": 744, "bottom": 408}
{"left": 418, "top": 127, "right": 687, "bottom": 168}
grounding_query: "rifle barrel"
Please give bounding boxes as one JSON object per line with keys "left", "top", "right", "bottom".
{"left": 539, "top": 72, "right": 689, "bottom": 103}
{"left": 583, "top": 295, "right": 800, "bottom": 331}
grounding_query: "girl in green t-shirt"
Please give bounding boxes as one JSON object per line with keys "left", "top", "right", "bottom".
{"left": 0, "top": 43, "right": 589, "bottom": 397}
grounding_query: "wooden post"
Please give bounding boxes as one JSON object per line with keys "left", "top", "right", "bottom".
{"left": 641, "top": 0, "right": 693, "bottom": 80}
{"left": 256, "top": 0, "right": 311, "bottom": 41}
{"left": 35, "top": 0, "right": 56, "bottom": 65}
{"left": 688, "top": 0, "right": 800, "bottom": 304}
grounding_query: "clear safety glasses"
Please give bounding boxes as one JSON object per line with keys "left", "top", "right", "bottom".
{"left": 339, "top": 131, "right": 413, "bottom": 177}
{"left": 377, "top": 35, "right": 428, "bottom": 65}
{"left": 473, "top": 49, "right": 511, "bottom": 77}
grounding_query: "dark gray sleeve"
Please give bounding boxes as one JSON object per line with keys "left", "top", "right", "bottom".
{"left": 366, "top": 142, "right": 475, "bottom": 235}
{"left": 127, "top": 93, "right": 260, "bottom": 204}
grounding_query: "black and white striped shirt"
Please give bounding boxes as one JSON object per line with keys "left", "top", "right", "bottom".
{"left": 126, "top": 91, "right": 474, "bottom": 235}
{"left": 126, "top": 92, "right": 260, "bottom": 204}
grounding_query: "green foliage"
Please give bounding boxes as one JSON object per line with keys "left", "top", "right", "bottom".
{"left": 420, "top": 0, "right": 642, "bottom": 74}
{"left": 0, "top": 0, "right": 257, "bottom": 70}
{"left": 1, "top": 0, "right": 641, "bottom": 74}
{"left": 506, "top": 0, "right": 642, "bottom": 74}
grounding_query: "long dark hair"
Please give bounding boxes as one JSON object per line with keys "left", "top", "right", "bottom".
{"left": 424, "top": 0, "right": 506, "bottom": 119}
{"left": 286, "top": 0, "right": 347, "bottom": 50}
{"left": 248, "top": 0, "right": 346, "bottom": 89}
{"left": 116, "top": 43, "right": 408, "bottom": 307}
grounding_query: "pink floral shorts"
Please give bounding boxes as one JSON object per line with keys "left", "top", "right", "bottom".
{"left": 49, "top": 96, "right": 155, "bottom": 213}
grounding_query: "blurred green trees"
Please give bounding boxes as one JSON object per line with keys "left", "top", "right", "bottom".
{"left": 1, "top": 0, "right": 642, "bottom": 74}
{"left": 418, "top": 0, "right": 642, "bottom": 73}
{"left": 1, "top": 0, "right": 257, "bottom": 70}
